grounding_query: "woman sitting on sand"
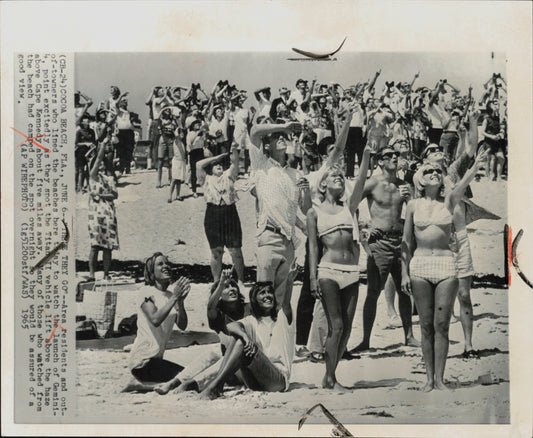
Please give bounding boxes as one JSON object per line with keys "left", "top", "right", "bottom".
{"left": 124, "top": 252, "right": 190, "bottom": 393}
{"left": 401, "top": 150, "right": 486, "bottom": 392}
{"left": 306, "top": 144, "right": 371, "bottom": 390}
{"left": 155, "top": 269, "right": 250, "bottom": 395}
{"left": 196, "top": 145, "right": 245, "bottom": 286}
{"left": 199, "top": 281, "right": 295, "bottom": 399}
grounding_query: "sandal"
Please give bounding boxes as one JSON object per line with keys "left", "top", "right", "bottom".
{"left": 309, "top": 352, "right": 324, "bottom": 363}
{"left": 462, "top": 349, "right": 480, "bottom": 359}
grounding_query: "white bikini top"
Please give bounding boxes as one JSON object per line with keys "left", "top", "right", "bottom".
{"left": 315, "top": 204, "right": 354, "bottom": 239}
{"left": 413, "top": 198, "right": 453, "bottom": 228}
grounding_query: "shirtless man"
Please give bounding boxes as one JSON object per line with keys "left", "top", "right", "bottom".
{"left": 350, "top": 147, "right": 419, "bottom": 352}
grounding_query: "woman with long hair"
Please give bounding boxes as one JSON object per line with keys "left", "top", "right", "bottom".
{"left": 306, "top": 144, "right": 371, "bottom": 390}
{"left": 199, "top": 281, "right": 295, "bottom": 399}
{"left": 154, "top": 269, "right": 250, "bottom": 395}
{"left": 124, "top": 252, "right": 190, "bottom": 393}
{"left": 401, "top": 150, "right": 486, "bottom": 392}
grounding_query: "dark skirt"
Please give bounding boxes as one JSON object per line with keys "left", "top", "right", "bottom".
{"left": 204, "top": 203, "right": 242, "bottom": 249}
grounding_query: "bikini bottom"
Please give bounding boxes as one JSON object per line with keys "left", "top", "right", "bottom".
{"left": 318, "top": 262, "right": 360, "bottom": 290}
{"left": 410, "top": 255, "right": 457, "bottom": 285}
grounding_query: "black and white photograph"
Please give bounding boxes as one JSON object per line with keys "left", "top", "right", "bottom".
{"left": 68, "top": 50, "right": 512, "bottom": 424}
{"left": 2, "top": 1, "right": 532, "bottom": 436}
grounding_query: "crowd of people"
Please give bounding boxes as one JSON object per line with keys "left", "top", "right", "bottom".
{"left": 76, "top": 70, "right": 506, "bottom": 396}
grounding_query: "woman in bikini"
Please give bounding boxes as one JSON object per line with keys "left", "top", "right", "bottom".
{"left": 306, "top": 144, "right": 371, "bottom": 390}
{"left": 401, "top": 150, "right": 486, "bottom": 392}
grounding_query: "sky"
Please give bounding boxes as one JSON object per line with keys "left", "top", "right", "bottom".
{"left": 76, "top": 51, "right": 506, "bottom": 122}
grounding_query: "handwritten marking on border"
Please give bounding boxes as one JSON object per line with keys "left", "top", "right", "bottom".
{"left": 10, "top": 127, "right": 50, "bottom": 153}
{"left": 510, "top": 228, "right": 532, "bottom": 289}
{"left": 42, "top": 310, "right": 67, "bottom": 347}
{"left": 30, "top": 219, "right": 70, "bottom": 273}
{"left": 299, "top": 403, "right": 354, "bottom": 437}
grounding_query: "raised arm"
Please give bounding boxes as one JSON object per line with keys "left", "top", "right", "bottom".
{"left": 89, "top": 136, "right": 107, "bottom": 180}
{"left": 228, "top": 144, "right": 240, "bottom": 180}
{"left": 141, "top": 277, "right": 190, "bottom": 329}
{"left": 368, "top": 69, "right": 381, "bottom": 94}
{"left": 447, "top": 150, "right": 487, "bottom": 209}
{"left": 196, "top": 152, "right": 229, "bottom": 171}
{"left": 410, "top": 71, "right": 420, "bottom": 89}
{"left": 145, "top": 89, "right": 155, "bottom": 105}
{"left": 116, "top": 91, "right": 129, "bottom": 107}
{"left": 206, "top": 270, "right": 230, "bottom": 321}
{"left": 429, "top": 80, "right": 442, "bottom": 106}
{"left": 325, "top": 109, "right": 351, "bottom": 167}
{"left": 348, "top": 145, "right": 372, "bottom": 215}
{"left": 250, "top": 122, "right": 300, "bottom": 148}
{"left": 465, "top": 109, "right": 480, "bottom": 157}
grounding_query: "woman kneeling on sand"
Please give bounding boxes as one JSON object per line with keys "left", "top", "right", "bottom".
{"left": 123, "top": 252, "right": 190, "bottom": 393}
{"left": 401, "top": 151, "right": 486, "bottom": 392}
{"left": 154, "top": 269, "right": 250, "bottom": 395}
{"left": 200, "top": 282, "right": 295, "bottom": 399}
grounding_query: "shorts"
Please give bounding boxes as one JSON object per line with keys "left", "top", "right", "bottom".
{"left": 367, "top": 230, "right": 403, "bottom": 293}
{"left": 158, "top": 135, "right": 174, "bottom": 160}
{"left": 410, "top": 255, "right": 457, "bottom": 285}
{"left": 318, "top": 261, "right": 360, "bottom": 289}
{"left": 75, "top": 145, "right": 89, "bottom": 168}
{"left": 204, "top": 203, "right": 242, "bottom": 249}
{"left": 484, "top": 139, "right": 505, "bottom": 157}
{"left": 130, "top": 357, "right": 184, "bottom": 384}
{"left": 455, "top": 230, "right": 474, "bottom": 278}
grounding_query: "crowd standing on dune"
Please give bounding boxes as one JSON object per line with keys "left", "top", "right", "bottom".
{"left": 75, "top": 70, "right": 506, "bottom": 396}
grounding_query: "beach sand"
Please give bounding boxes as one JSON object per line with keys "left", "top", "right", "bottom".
{"left": 75, "top": 169, "right": 509, "bottom": 426}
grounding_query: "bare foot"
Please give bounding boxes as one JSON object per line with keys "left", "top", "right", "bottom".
{"left": 121, "top": 378, "right": 154, "bottom": 393}
{"left": 173, "top": 379, "right": 199, "bottom": 394}
{"left": 322, "top": 376, "right": 350, "bottom": 392}
{"left": 420, "top": 381, "right": 434, "bottom": 393}
{"left": 154, "top": 379, "right": 180, "bottom": 395}
{"left": 348, "top": 341, "right": 370, "bottom": 354}
{"left": 199, "top": 387, "right": 222, "bottom": 400}
{"left": 405, "top": 336, "right": 421, "bottom": 348}
{"left": 434, "top": 381, "right": 451, "bottom": 391}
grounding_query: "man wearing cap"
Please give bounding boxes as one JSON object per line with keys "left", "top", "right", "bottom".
{"left": 350, "top": 147, "right": 419, "bottom": 353}
{"left": 249, "top": 121, "right": 312, "bottom": 316}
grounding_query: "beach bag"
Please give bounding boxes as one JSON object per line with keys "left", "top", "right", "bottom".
{"left": 118, "top": 314, "right": 138, "bottom": 336}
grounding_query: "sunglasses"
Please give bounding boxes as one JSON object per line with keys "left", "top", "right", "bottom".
{"left": 423, "top": 168, "right": 443, "bottom": 176}
{"left": 380, "top": 152, "right": 399, "bottom": 160}
{"left": 426, "top": 146, "right": 443, "bottom": 155}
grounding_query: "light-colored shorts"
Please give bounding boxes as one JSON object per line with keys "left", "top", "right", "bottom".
{"left": 410, "top": 255, "right": 457, "bottom": 285}
{"left": 318, "top": 261, "right": 360, "bottom": 289}
{"left": 455, "top": 229, "right": 474, "bottom": 278}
